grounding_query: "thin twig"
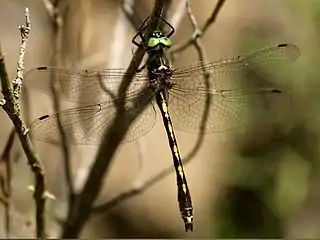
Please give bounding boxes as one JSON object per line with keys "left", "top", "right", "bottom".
{"left": 0, "top": 129, "right": 15, "bottom": 238}
{"left": 12, "top": 8, "right": 31, "bottom": 101}
{"left": 159, "top": 0, "right": 172, "bottom": 30}
{"left": 162, "top": 0, "right": 172, "bottom": 20}
{"left": 42, "top": 0, "right": 59, "bottom": 19}
{"left": 170, "top": 0, "right": 227, "bottom": 55}
{"left": 182, "top": 0, "right": 212, "bottom": 158}
{"left": 60, "top": 0, "right": 168, "bottom": 237}
{"left": 110, "top": 0, "right": 149, "bottom": 187}
{"left": 122, "top": 0, "right": 166, "bottom": 189}
{"left": 108, "top": 3, "right": 130, "bottom": 69}
{"left": 0, "top": 8, "right": 46, "bottom": 239}
{"left": 0, "top": 129, "right": 15, "bottom": 197}
{"left": 121, "top": 0, "right": 142, "bottom": 31}
{"left": 167, "top": 0, "right": 186, "bottom": 32}
{"left": 185, "top": 0, "right": 209, "bottom": 65}
{"left": 42, "top": 0, "right": 74, "bottom": 206}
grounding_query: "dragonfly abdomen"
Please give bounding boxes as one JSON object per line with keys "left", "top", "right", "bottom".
{"left": 155, "top": 91, "right": 194, "bottom": 231}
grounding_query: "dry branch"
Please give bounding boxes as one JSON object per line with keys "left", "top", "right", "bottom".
{"left": 41, "top": 0, "right": 74, "bottom": 207}
{"left": 170, "top": 0, "right": 227, "bottom": 56}
{"left": 0, "top": 8, "right": 46, "bottom": 239}
{"left": 0, "top": 129, "right": 15, "bottom": 237}
{"left": 60, "top": 0, "right": 168, "bottom": 237}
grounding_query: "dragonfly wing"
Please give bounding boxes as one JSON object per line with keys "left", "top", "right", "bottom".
{"left": 169, "top": 87, "right": 286, "bottom": 133}
{"left": 169, "top": 44, "right": 297, "bottom": 133}
{"left": 24, "top": 67, "right": 150, "bottom": 105}
{"left": 172, "top": 44, "right": 299, "bottom": 91}
{"left": 30, "top": 87, "right": 157, "bottom": 145}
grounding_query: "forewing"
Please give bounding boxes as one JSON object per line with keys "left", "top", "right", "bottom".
{"left": 24, "top": 66, "right": 150, "bottom": 104}
{"left": 168, "top": 44, "right": 298, "bottom": 133}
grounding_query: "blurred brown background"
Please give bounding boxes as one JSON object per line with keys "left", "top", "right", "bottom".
{"left": 1, "top": 0, "right": 320, "bottom": 238}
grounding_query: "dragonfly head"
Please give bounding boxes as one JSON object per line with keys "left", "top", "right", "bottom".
{"left": 146, "top": 30, "right": 172, "bottom": 51}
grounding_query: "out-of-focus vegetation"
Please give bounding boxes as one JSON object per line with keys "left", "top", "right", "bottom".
{"left": 1, "top": 0, "right": 320, "bottom": 238}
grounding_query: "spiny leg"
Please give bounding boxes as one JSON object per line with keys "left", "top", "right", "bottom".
{"left": 155, "top": 91, "right": 193, "bottom": 231}
{"left": 132, "top": 16, "right": 150, "bottom": 48}
{"left": 159, "top": 16, "right": 175, "bottom": 38}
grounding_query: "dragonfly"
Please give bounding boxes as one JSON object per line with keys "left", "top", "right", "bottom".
{"left": 24, "top": 16, "right": 300, "bottom": 232}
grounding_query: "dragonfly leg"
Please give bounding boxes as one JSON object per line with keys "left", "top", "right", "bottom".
{"left": 132, "top": 16, "right": 150, "bottom": 48}
{"left": 160, "top": 16, "right": 175, "bottom": 38}
{"left": 132, "top": 27, "right": 147, "bottom": 48}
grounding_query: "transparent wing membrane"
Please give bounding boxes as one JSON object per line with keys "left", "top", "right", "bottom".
{"left": 169, "top": 87, "right": 287, "bottom": 133}
{"left": 29, "top": 88, "right": 157, "bottom": 145}
{"left": 169, "top": 44, "right": 298, "bottom": 133}
{"left": 172, "top": 44, "right": 299, "bottom": 91}
{"left": 24, "top": 66, "right": 150, "bottom": 104}
{"left": 26, "top": 44, "right": 299, "bottom": 144}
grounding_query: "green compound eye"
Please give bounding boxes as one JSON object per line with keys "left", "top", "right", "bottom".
{"left": 148, "top": 37, "right": 160, "bottom": 47}
{"left": 160, "top": 37, "right": 171, "bottom": 47}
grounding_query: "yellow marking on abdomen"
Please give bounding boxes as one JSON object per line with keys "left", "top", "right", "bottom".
{"left": 177, "top": 165, "right": 184, "bottom": 178}
{"left": 182, "top": 183, "right": 187, "bottom": 193}
{"left": 168, "top": 122, "right": 173, "bottom": 133}
{"left": 173, "top": 145, "right": 180, "bottom": 159}
{"left": 173, "top": 145, "right": 178, "bottom": 153}
{"left": 162, "top": 101, "right": 168, "bottom": 112}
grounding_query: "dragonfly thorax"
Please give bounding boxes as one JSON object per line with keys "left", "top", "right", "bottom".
{"left": 149, "top": 66, "right": 174, "bottom": 92}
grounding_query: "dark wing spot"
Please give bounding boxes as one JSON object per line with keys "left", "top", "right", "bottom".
{"left": 277, "top": 43, "right": 288, "bottom": 48}
{"left": 38, "top": 115, "right": 50, "bottom": 120}
{"left": 271, "top": 89, "right": 282, "bottom": 93}
{"left": 37, "top": 66, "right": 48, "bottom": 71}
